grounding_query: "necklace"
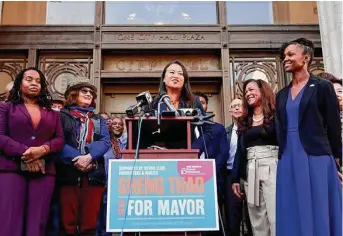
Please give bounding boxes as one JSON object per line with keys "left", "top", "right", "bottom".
{"left": 171, "top": 100, "right": 179, "bottom": 106}
{"left": 252, "top": 115, "right": 264, "bottom": 122}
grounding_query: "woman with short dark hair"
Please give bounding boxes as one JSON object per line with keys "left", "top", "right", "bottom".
{"left": 276, "top": 38, "right": 342, "bottom": 236}
{"left": 0, "top": 67, "right": 64, "bottom": 236}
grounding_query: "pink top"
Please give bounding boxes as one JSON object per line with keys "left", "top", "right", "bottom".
{"left": 25, "top": 104, "right": 41, "bottom": 129}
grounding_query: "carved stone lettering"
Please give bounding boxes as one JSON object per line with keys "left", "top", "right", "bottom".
{"left": 137, "top": 33, "right": 155, "bottom": 41}
{"left": 118, "top": 34, "right": 135, "bottom": 41}
{"left": 149, "top": 61, "right": 157, "bottom": 70}
{"left": 159, "top": 35, "right": 178, "bottom": 40}
{"left": 116, "top": 60, "right": 126, "bottom": 71}
{"left": 182, "top": 34, "right": 205, "bottom": 41}
{"left": 109, "top": 58, "right": 216, "bottom": 72}
{"left": 116, "top": 33, "right": 205, "bottom": 41}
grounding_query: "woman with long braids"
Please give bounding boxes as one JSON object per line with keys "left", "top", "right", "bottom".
{"left": 276, "top": 38, "right": 342, "bottom": 236}
{"left": 232, "top": 79, "right": 278, "bottom": 236}
{"left": 0, "top": 67, "right": 64, "bottom": 236}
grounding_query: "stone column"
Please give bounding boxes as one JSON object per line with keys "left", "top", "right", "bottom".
{"left": 0, "top": 1, "right": 3, "bottom": 24}
{"left": 317, "top": 1, "right": 343, "bottom": 78}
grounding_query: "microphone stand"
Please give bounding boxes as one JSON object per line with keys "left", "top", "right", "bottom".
{"left": 191, "top": 112, "right": 227, "bottom": 236}
{"left": 191, "top": 112, "right": 216, "bottom": 126}
{"left": 153, "top": 94, "right": 177, "bottom": 134}
{"left": 120, "top": 112, "right": 146, "bottom": 236}
{"left": 152, "top": 99, "right": 163, "bottom": 134}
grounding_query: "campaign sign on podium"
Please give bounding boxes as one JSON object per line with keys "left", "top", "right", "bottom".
{"left": 106, "top": 159, "right": 219, "bottom": 232}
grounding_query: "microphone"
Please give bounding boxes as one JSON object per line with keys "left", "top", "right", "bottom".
{"left": 178, "top": 108, "right": 199, "bottom": 116}
{"left": 126, "top": 91, "right": 153, "bottom": 117}
{"left": 159, "top": 93, "right": 179, "bottom": 116}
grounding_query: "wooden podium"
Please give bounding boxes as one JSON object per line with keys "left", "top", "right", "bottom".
{"left": 121, "top": 116, "right": 201, "bottom": 236}
{"left": 122, "top": 116, "right": 199, "bottom": 160}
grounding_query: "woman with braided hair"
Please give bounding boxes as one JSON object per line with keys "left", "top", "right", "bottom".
{"left": 276, "top": 38, "right": 342, "bottom": 236}
{"left": 0, "top": 67, "right": 64, "bottom": 236}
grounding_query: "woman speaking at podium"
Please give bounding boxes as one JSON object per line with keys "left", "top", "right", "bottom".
{"left": 151, "top": 60, "right": 205, "bottom": 114}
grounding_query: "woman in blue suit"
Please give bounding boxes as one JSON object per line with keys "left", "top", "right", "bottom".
{"left": 276, "top": 38, "right": 342, "bottom": 236}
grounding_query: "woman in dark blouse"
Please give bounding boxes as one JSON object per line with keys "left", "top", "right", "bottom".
{"left": 150, "top": 60, "right": 205, "bottom": 113}
{"left": 232, "top": 79, "right": 278, "bottom": 236}
{"left": 146, "top": 60, "right": 207, "bottom": 149}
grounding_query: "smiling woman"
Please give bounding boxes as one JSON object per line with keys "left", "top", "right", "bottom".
{"left": 151, "top": 60, "right": 204, "bottom": 113}
{"left": 276, "top": 38, "right": 342, "bottom": 236}
{"left": 232, "top": 78, "right": 278, "bottom": 236}
{"left": 56, "top": 76, "right": 110, "bottom": 235}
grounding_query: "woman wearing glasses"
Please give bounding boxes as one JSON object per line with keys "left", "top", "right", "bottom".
{"left": 56, "top": 77, "right": 110, "bottom": 235}
{"left": 96, "top": 116, "right": 127, "bottom": 236}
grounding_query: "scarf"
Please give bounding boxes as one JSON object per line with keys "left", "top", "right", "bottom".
{"left": 69, "top": 106, "right": 94, "bottom": 154}
{"left": 112, "top": 137, "right": 121, "bottom": 157}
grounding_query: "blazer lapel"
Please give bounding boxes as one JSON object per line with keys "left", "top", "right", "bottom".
{"left": 17, "top": 103, "right": 34, "bottom": 130}
{"left": 278, "top": 84, "right": 290, "bottom": 127}
{"left": 299, "top": 76, "right": 318, "bottom": 123}
{"left": 226, "top": 124, "right": 233, "bottom": 144}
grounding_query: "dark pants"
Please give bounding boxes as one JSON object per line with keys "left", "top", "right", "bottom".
{"left": 47, "top": 187, "right": 60, "bottom": 236}
{"left": 60, "top": 177, "right": 104, "bottom": 235}
{"left": 224, "top": 170, "right": 243, "bottom": 236}
{"left": 0, "top": 172, "right": 55, "bottom": 236}
{"left": 96, "top": 188, "right": 112, "bottom": 236}
{"left": 203, "top": 189, "right": 226, "bottom": 236}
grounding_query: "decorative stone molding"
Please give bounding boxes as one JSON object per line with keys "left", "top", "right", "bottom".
{"left": 0, "top": 58, "right": 27, "bottom": 100}
{"left": 230, "top": 57, "right": 280, "bottom": 99}
{"left": 40, "top": 57, "right": 93, "bottom": 98}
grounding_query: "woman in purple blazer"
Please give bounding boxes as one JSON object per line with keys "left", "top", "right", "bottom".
{"left": 0, "top": 67, "right": 64, "bottom": 236}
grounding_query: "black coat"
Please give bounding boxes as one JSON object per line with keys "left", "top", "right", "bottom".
{"left": 276, "top": 75, "right": 342, "bottom": 161}
{"left": 231, "top": 118, "right": 278, "bottom": 183}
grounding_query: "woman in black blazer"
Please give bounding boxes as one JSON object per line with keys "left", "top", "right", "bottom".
{"left": 275, "top": 38, "right": 342, "bottom": 236}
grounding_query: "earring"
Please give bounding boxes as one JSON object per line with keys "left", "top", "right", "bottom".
{"left": 17, "top": 90, "right": 21, "bottom": 97}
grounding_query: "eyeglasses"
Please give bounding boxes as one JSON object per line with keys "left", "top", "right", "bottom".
{"left": 80, "top": 88, "right": 94, "bottom": 95}
{"left": 230, "top": 103, "right": 242, "bottom": 109}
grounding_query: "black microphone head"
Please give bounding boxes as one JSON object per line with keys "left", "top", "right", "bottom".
{"left": 193, "top": 108, "right": 202, "bottom": 116}
{"left": 126, "top": 104, "right": 139, "bottom": 117}
{"left": 160, "top": 94, "right": 177, "bottom": 112}
{"left": 136, "top": 91, "right": 152, "bottom": 106}
{"left": 178, "top": 108, "right": 194, "bottom": 116}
